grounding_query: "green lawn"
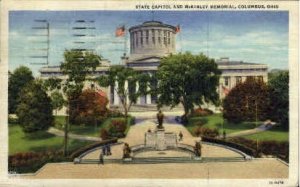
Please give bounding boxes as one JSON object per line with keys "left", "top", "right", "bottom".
{"left": 186, "top": 113, "right": 289, "bottom": 142}
{"left": 186, "top": 113, "right": 257, "bottom": 135}
{"left": 241, "top": 125, "right": 289, "bottom": 142}
{"left": 9, "top": 123, "right": 91, "bottom": 155}
{"left": 54, "top": 116, "right": 134, "bottom": 137}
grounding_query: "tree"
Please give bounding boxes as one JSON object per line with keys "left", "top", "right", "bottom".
{"left": 50, "top": 91, "right": 65, "bottom": 115}
{"left": 223, "top": 77, "right": 270, "bottom": 123}
{"left": 156, "top": 52, "right": 221, "bottom": 116}
{"left": 268, "top": 70, "right": 289, "bottom": 129}
{"left": 60, "top": 49, "right": 101, "bottom": 156}
{"left": 72, "top": 88, "right": 109, "bottom": 125}
{"left": 97, "top": 65, "right": 149, "bottom": 118}
{"left": 9, "top": 66, "right": 34, "bottom": 114}
{"left": 16, "top": 80, "right": 53, "bottom": 133}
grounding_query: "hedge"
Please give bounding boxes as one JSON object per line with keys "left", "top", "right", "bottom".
{"left": 9, "top": 150, "right": 68, "bottom": 173}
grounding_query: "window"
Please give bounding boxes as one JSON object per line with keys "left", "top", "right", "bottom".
{"left": 135, "top": 32, "right": 138, "bottom": 47}
{"left": 163, "top": 30, "right": 167, "bottom": 45}
{"left": 257, "top": 76, "right": 263, "bottom": 82}
{"left": 236, "top": 76, "right": 242, "bottom": 84}
{"left": 224, "top": 77, "right": 230, "bottom": 86}
{"left": 158, "top": 30, "right": 161, "bottom": 44}
{"left": 140, "top": 31, "right": 143, "bottom": 46}
{"left": 146, "top": 30, "right": 149, "bottom": 44}
{"left": 152, "top": 29, "right": 155, "bottom": 44}
{"left": 167, "top": 31, "right": 170, "bottom": 45}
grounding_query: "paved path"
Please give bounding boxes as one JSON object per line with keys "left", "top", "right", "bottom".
{"left": 47, "top": 127, "right": 101, "bottom": 141}
{"left": 227, "top": 123, "right": 274, "bottom": 138}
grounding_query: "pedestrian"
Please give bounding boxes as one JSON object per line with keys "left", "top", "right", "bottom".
{"left": 99, "top": 151, "right": 104, "bottom": 165}
{"left": 179, "top": 131, "right": 183, "bottom": 141}
{"left": 107, "top": 144, "right": 112, "bottom": 156}
{"left": 102, "top": 145, "right": 106, "bottom": 156}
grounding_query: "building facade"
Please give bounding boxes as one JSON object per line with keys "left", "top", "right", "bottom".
{"left": 40, "top": 21, "right": 268, "bottom": 110}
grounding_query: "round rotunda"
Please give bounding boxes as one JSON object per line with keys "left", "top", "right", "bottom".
{"left": 129, "top": 21, "right": 177, "bottom": 60}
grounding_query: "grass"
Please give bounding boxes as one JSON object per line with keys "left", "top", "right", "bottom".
{"left": 186, "top": 113, "right": 289, "bottom": 142}
{"left": 186, "top": 113, "right": 257, "bottom": 135}
{"left": 9, "top": 123, "right": 91, "bottom": 155}
{"left": 54, "top": 115, "right": 134, "bottom": 137}
{"left": 241, "top": 125, "right": 289, "bottom": 142}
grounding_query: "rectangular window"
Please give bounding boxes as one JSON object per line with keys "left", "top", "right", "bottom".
{"left": 140, "top": 31, "right": 143, "bottom": 46}
{"left": 224, "top": 77, "right": 230, "bottom": 86}
{"left": 135, "top": 32, "right": 138, "bottom": 47}
{"left": 163, "top": 31, "right": 167, "bottom": 45}
{"left": 152, "top": 29, "right": 155, "bottom": 44}
{"left": 146, "top": 30, "right": 149, "bottom": 44}
{"left": 257, "top": 76, "right": 263, "bottom": 82}
{"left": 236, "top": 76, "right": 242, "bottom": 84}
{"left": 167, "top": 32, "right": 170, "bottom": 44}
{"left": 158, "top": 30, "right": 161, "bottom": 44}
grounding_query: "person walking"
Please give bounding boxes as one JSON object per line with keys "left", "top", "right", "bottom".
{"left": 102, "top": 145, "right": 107, "bottom": 156}
{"left": 99, "top": 151, "right": 104, "bottom": 165}
{"left": 179, "top": 131, "right": 183, "bottom": 141}
{"left": 107, "top": 144, "right": 112, "bottom": 156}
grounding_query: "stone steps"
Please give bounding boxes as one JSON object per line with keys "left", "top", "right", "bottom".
{"left": 78, "top": 156, "right": 245, "bottom": 164}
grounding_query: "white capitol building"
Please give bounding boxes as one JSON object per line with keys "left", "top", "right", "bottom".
{"left": 40, "top": 21, "right": 268, "bottom": 110}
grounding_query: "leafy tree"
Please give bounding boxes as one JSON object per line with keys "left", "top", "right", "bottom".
{"left": 97, "top": 65, "right": 149, "bottom": 118}
{"left": 72, "top": 88, "right": 108, "bottom": 125}
{"left": 223, "top": 77, "right": 270, "bottom": 123}
{"left": 60, "top": 49, "right": 101, "bottom": 156}
{"left": 156, "top": 52, "right": 221, "bottom": 116}
{"left": 268, "top": 71, "right": 289, "bottom": 129}
{"left": 50, "top": 91, "right": 65, "bottom": 115}
{"left": 16, "top": 80, "right": 53, "bottom": 133}
{"left": 43, "top": 77, "right": 62, "bottom": 91}
{"left": 9, "top": 66, "right": 34, "bottom": 114}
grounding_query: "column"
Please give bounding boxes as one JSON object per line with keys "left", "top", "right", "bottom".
{"left": 114, "top": 81, "right": 119, "bottom": 105}
{"left": 146, "top": 85, "right": 151, "bottom": 105}
{"left": 136, "top": 82, "right": 140, "bottom": 104}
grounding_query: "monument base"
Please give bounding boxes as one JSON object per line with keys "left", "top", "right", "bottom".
{"left": 145, "top": 128, "right": 177, "bottom": 151}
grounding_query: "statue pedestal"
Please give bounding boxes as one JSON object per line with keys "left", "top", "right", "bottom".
{"left": 145, "top": 128, "right": 177, "bottom": 151}
{"left": 156, "top": 129, "right": 166, "bottom": 151}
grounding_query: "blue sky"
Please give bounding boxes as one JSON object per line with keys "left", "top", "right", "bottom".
{"left": 9, "top": 11, "right": 289, "bottom": 76}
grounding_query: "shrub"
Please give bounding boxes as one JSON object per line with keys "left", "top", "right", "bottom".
{"left": 128, "top": 117, "right": 135, "bottom": 125}
{"left": 191, "top": 108, "right": 213, "bottom": 117}
{"left": 100, "top": 129, "right": 109, "bottom": 140}
{"left": 108, "top": 110, "right": 125, "bottom": 118}
{"left": 194, "top": 127, "right": 219, "bottom": 138}
{"left": 108, "top": 119, "right": 127, "bottom": 138}
{"left": 8, "top": 150, "right": 66, "bottom": 173}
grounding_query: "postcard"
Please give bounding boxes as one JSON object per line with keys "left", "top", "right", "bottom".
{"left": 0, "top": 0, "right": 299, "bottom": 186}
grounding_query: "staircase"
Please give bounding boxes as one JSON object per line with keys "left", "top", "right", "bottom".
{"left": 78, "top": 156, "right": 246, "bottom": 164}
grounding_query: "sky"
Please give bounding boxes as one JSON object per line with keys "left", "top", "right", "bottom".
{"left": 9, "top": 11, "right": 289, "bottom": 76}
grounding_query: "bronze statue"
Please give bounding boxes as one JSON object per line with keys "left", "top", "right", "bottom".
{"left": 123, "top": 143, "right": 131, "bottom": 158}
{"left": 194, "top": 141, "right": 202, "bottom": 157}
{"left": 156, "top": 110, "right": 164, "bottom": 129}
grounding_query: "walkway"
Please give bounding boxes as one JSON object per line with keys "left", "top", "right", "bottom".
{"left": 47, "top": 127, "right": 101, "bottom": 141}
{"left": 227, "top": 123, "right": 275, "bottom": 138}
